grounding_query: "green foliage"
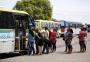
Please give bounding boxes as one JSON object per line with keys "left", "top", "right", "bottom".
{"left": 14, "top": 0, "right": 52, "bottom": 20}
{"left": 51, "top": 18, "right": 57, "bottom": 21}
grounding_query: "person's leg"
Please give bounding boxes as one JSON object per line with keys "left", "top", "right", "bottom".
{"left": 64, "top": 41, "right": 68, "bottom": 52}
{"left": 53, "top": 42, "right": 56, "bottom": 52}
{"left": 52, "top": 43, "right": 54, "bottom": 52}
{"left": 28, "top": 42, "right": 32, "bottom": 55}
{"left": 79, "top": 41, "right": 81, "bottom": 52}
{"left": 67, "top": 44, "right": 70, "bottom": 53}
{"left": 40, "top": 46, "right": 43, "bottom": 55}
{"left": 82, "top": 41, "right": 86, "bottom": 52}
{"left": 69, "top": 44, "right": 72, "bottom": 53}
{"left": 69, "top": 41, "right": 73, "bottom": 53}
{"left": 28, "top": 44, "right": 30, "bottom": 55}
{"left": 81, "top": 41, "right": 84, "bottom": 52}
{"left": 42, "top": 42, "right": 45, "bottom": 53}
{"left": 54, "top": 42, "right": 56, "bottom": 51}
{"left": 79, "top": 41, "right": 83, "bottom": 52}
{"left": 48, "top": 41, "right": 52, "bottom": 53}
{"left": 36, "top": 43, "right": 39, "bottom": 54}
{"left": 45, "top": 41, "right": 49, "bottom": 54}
{"left": 67, "top": 42, "right": 72, "bottom": 54}
{"left": 84, "top": 43, "right": 86, "bottom": 52}
{"left": 38, "top": 46, "right": 40, "bottom": 55}
{"left": 67, "top": 45, "right": 72, "bottom": 54}
{"left": 38, "top": 46, "right": 42, "bottom": 55}
{"left": 31, "top": 42, "right": 35, "bottom": 54}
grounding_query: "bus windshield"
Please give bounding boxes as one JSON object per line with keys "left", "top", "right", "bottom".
{"left": 0, "top": 11, "right": 34, "bottom": 29}
{"left": 0, "top": 12, "right": 15, "bottom": 29}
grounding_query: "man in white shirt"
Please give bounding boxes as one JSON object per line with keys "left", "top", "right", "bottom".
{"left": 42, "top": 27, "right": 49, "bottom": 54}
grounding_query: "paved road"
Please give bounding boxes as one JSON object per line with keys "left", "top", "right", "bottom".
{"left": 0, "top": 33, "right": 90, "bottom": 62}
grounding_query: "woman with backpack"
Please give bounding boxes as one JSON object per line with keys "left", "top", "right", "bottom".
{"left": 63, "top": 28, "right": 73, "bottom": 54}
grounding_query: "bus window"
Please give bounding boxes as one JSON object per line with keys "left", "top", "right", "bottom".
{"left": 50, "top": 23, "right": 52, "bottom": 28}
{"left": 53, "top": 23, "right": 55, "bottom": 28}
{"left": 14, "top": 15, "right": 28, "bottom": 30}
{"left": 70, "top": 23, "right": 73, "bottom": 27}
{"left": 72, "top": 24, "right": 75, "bottom": 28}
{"left": 44, "top": 22, "right": 47, "bottom": 27}
{"left": 59, "top": 23, "right": 61, "bottom": 28}
{"left": 46, "top": 22, "right": 48, "bottom": 28}
{"left": 0, "top": 12, "right": 15, "bottom": 29}
{"left": 42, "top": 22, "right": 46, "bottom": 28}
{"left": 29, "top": 16, "right": 35, "bottom": 27}
{"left": 51, "top": 23, "right": 53, "bottom": 28}
{"left": 41, "top": 22, "right": 43, "bottom": 28}
{"left": 55, "top": 23, "right": 57, "bottom": 28}
{"left": 35, "top": 21, "right": 38, "bottom": 28}
{"left": 49, "top": 23, "right": 51, "bottom": 28}
{"left": 77, "top": 24, "right": 80, "bottom": 28}
{"left": 52, "top": 23, "right": 54, "bottom": 28}
{"left": 74, "top": 24, "right": 77, "bottom": 28}
{"left": 58, "top": 23, "right": 60, "bottom": 28}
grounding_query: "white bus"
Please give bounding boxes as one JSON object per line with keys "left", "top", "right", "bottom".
{"left": 34, "top": 20, "right": 60, "bottom": 31}
{"left": 0, "top": 8, "right": 33, "bottom": 53}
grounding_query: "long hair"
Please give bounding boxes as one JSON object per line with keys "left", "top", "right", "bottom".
{"left": 67, "top": 28, "right": 73, "bottom": 33}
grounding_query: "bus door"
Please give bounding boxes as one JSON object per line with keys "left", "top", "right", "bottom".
{"left": 15, "top": 15, "right": 28, "bottom": 51}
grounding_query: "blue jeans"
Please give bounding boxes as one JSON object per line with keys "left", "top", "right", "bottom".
{"left": 42, "top": 39, "right": 49, "bottom": 54}
{"left": 28, "top": 42, "right": 35, "bottom": 55}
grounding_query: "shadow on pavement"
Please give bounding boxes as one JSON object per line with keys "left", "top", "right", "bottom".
{"left": 0, "top": 52, "right": 27, "bottom": 59}
{"left": 73, "top": 51, "right": 81, "bottom": 53}
{"left": 56, "top": 51, "right": 84, "bottom": 54}
{"left": 73, "top": 51, "right": 87, "bottom": 53}
{"left": 56, "top": 51, "right": 66, "bottom": 54}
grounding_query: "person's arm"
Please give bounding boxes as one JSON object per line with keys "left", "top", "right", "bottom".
{"left": 47, "top": 31, "right": 49, "bottom": 39}
{"left": 63, "top": 33, "right": 65, "bottom": 40}
{"left": 35, "top": 33, "right": 41, "bottom": 39}
{"left": 85, "top": 32, "right": 87, "bottom": 37}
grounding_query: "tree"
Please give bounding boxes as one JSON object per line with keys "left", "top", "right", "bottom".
{"left": 14, "top": 0, "right": 52, "bottom": 20}
{"left": 51, "top": 18, "right": 57, "bottom": 21}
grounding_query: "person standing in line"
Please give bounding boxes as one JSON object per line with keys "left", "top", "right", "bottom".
{"left": 42, "top": 27, "right": 49, "bottom": 54}
{"left": 49, "top": 29, "right": 57, "bottom": 52}
{"left": 78, "top": 27, "right": 87, "bottom": 52}
{"left": 63, "top": 28, "right": 73, "bottom": 54}
{"left": 37, "top": 31, "right": 44, "bottom": 55}
{"left": 28, "top": 28, "right": 35, "bottom": 55}
{"left": 83, "top": 27, "right": 87, "bottom": 52}
{"left": 63, "top": 34, "right": 68, "bottom": 52}
{"left": 48, "top": 28, "right": 53, "bottom": 53}
{"left": 35, "top": 29, "right": 44, "bottom": 55}
{"left": 63, "top": 28, "right": 73, "bottom": 52}
{"left": 34, "top": 29, "right": 39, "bottom": 54}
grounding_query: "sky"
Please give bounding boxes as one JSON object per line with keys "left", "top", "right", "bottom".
{"left": 49, "top": 0, "right": 90, "bottom": 24}
{"left": 0, "top": 0, "right": 90, "bottom": 24}
{"left": 0, "top": 0, "right": 17, "bottom": 8}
